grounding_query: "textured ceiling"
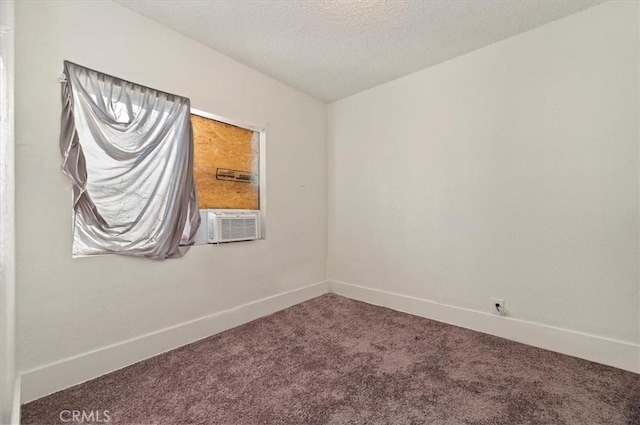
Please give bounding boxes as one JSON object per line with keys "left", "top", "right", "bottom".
{"left": 115, "top": 0, "right": 605, "bottom": 102}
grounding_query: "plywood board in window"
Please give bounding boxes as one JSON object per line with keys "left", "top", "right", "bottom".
{"left": 191, "top": 114, "right": 259, "bottom": 210}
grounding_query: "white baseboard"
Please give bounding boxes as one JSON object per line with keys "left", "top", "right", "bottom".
{"left": 20, "top": 278, "right": 638, "bottom": 405}
{"left": 329, "top": 280, "right": 640, "bottom": 374}
{"left": 10, "top": 376, "right": 20, "bottom": 425}
{"left": 20, "top": 281, "right": 329, "bottom": 403}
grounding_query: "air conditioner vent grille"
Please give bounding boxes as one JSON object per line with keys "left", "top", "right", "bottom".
{"left": 220, "top": 217, "right": 257, "bottom": 240}
{"left": 207, "top": 210, "right": 260, "bottom": 243}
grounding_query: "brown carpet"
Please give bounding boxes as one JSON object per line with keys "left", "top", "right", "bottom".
{"left": 22, "top": 294, "right": 639, "bottom": 425}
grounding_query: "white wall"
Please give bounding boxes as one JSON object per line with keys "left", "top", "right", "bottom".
{"left": 16, "top": 0, "right": 327, "bottom": 400}
{"left": 329, "top": 0, "right": 639, "bottom": 357}
{"left": 1, "top": 0, "right": 17, "bottom": 422}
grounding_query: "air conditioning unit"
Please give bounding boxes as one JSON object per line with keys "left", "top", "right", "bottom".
{"left": 207, "top": 210, "right": 260, "bottom": 243}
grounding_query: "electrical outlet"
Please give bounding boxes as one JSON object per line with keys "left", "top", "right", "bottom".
{"left": 491, "top": 298, "right": 505, "bottom": 316}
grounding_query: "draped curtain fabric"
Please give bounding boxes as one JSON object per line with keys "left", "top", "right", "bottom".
{"left": 60, "top": 61, "right": 200, "bottom": 260}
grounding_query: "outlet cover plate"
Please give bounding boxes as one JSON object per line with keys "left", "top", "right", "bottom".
{"left": 491, "top": 297, "right": 505, "bottom": 316}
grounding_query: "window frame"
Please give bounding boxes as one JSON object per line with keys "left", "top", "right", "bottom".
{"left": 190, "top": 108, "right": 267, "bottom": 241}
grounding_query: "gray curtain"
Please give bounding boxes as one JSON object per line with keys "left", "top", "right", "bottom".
{"left": 60, "top": 61, "right": 200, "bottom": 260}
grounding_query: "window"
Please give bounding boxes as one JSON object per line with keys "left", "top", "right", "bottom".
{"left": 190, "top": 109, "right": 266, "bottom": 244}
{"left": 191, "top": 112, "right": 260, "bottom": 210}
{"left": 60, "top": 62, "right": 264, "bottom": 257}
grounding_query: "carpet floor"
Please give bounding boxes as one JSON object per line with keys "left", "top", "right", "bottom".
{"left": 22, "top": 294, "right": 639, "bottom": 425}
